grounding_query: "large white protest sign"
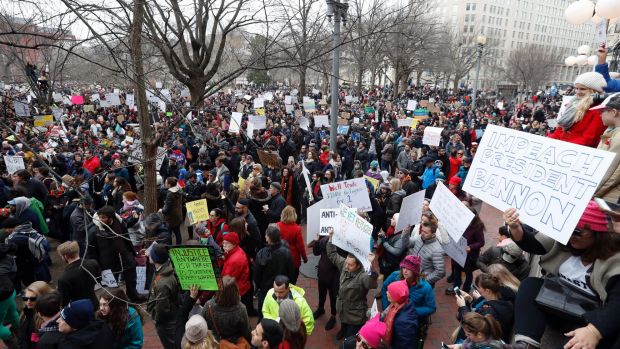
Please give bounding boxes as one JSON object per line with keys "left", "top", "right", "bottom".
{"left": 105, "top": 93, "right": 121, "bottom": 106}
{"left": 463, "top": 124, "right": 615, "bottom": 244}
{"left": 314, "top": 115, "right": 329, "bottom": 128}
{"left": 306, "top": 198, "right": 338, "bottom": 243}
{"left": 51, "top": 107, "right": 63, "bottom": 121}
{"left": 407, "top": 100, "right": 417, "bottom": 111}
{"left": 248, "top": 115, "right": 266, "bottom": 129}
{"left": 303, "top": 100, "right": 316, "bottom": 112}
{"left": 423, "top": 127, "right": 443, "bottom": 146}
{"left": 229, "top": 112, "right": 243, "bottom": 133}
{"left": 443, "top": 235, "right": 468, "bottom": 268}
{"left": 3, "top": 156, "right": 25, "bottom": 174}
{"left": 321, "top": 178, "right": 372, "bottom": 212}
{"left": 333, "top": 204, "right": 372, "bottom": 270}
{"left": 13, "top": 101, "right": 29, "bottom": 116}
{"left": 430, "top": 182, "right": 474, "bottom": 242}
{"left": 125, "top": 94, "right": 135, "bottom": 108}
{"left": 253, "top": 98, "right": 264, "bottom": 109}
{"left": 298, "top": 117, "right": 309, "bottom": 131}
{"left": 136, "top": 266, "right": 148, "bottom": 294}
{"left": 595, "top": 19, "right": 607, "bottom": 45}
{"left": 129, "top": 142, "right": 166, "bottom": 170}
{"left": 285, "top": 95, "right": 295, "bottom": 105}
{"left": 397, "top": 118, "right": 413, "bottom": 128}
{"left": 319, "top": 209, "right": 339, "bottom": 236}
{"left": 395, "top": 190, "right": 426, "bottom": 233}
{"left": 100, "top": 269, "right": 119, "bottom": 287}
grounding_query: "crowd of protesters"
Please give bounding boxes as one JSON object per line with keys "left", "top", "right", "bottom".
{"left": 0, "top": 62, "right": 618, "bottom": 349}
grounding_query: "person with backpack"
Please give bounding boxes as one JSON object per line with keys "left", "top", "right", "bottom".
{"left": 6, "top": 197, "right": 43, "bottom": 234}
{"left": 2, "top": 218, "right": 51, "bottom": 289}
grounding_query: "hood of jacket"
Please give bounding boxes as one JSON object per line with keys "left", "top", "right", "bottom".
{"left": 13, "top": 196, "right": 31, "bottom": 217}
{"left": 289, "top": 284, "right": 306, "bottom": 298}
{"left": 13, "top": 221, "right": 36, "bottom": 234}
{"left": 168, "top": 185, "right": 181, "bottom": 193}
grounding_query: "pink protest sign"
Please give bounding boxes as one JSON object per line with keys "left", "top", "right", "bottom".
{"left": 71, "top": 95, "right": 84, "bottom": 105}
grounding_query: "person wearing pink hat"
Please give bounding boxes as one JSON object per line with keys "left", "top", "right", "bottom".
{"left": 503, "top": 201, "right": 620, "bottom": 349}
{"left": 370, "top": 280, "right": 418, "bottom": 348}
{"left": 347, "top": 319, "right": 386, "bottom": 349}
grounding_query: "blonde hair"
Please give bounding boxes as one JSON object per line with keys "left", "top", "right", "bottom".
{"left": 57, "top": 241, "right": 80, "bottom": 258}
{"left": 487, "top": 263, "right": 520, "bottom": 293}
{"left": 389, "top": 178, "right": 401, "bottom": 192}
{"left": 181, "top": 332, "right": 219, "bottom": 349}
{"left": 22, "top": 281, "right": 54, "bottom": 328}
{"left": 574, "top": 93, "right": 595, "bottom": 123}
{"left": 280, "top": 205, "right": 298, "bottom": 224}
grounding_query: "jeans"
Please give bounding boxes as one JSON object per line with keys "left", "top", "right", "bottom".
{"left": 171, "top": 226, "right": 182, "bottom": 245}
{"left": 317, "top": 279, "right": 338, "bottom": 316}
{"left": 451, "top": 258, "right": 475, "bottom": 292}
{"left": 155, "top": 319, "right": 176, "bottom": 349}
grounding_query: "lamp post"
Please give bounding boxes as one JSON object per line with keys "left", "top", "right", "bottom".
{"left": 471, "top": 34, "right": 487, "bottom": 113}
{"left": 326, "top": 0, "right": 348, "bottom": 152}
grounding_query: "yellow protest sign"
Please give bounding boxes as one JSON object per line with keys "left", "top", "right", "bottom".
{"left": 185, "top": 199, "right": 209, "bottom": 225}
{"left": 83, "top": 105, "right": 95, "bottom": 112}
{"left": 34, "top": 115, "right": 54, "bottom": 127}
{"left": 256, "top": 108, "right": 265, "bottom": 116}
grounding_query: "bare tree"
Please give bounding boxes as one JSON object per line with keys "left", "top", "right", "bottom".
{"left": 502, "top": 43, "right": 562, "bottom": 91}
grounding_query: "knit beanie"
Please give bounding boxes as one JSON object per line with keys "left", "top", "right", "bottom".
{"left": 359, "top": 319, "right": 387, "bottom": 348}
{"left": 278, "top": 299, "right": 301, "bottom": 332}
{"left": 184, "top": 315, "right": 209, "bottom": 343}
{"left": 222, "top": 232, "right": 240, "bottom": 246}
{"left": 260, "top": 319, "right": 283, "bottom": 347}
{"left": 60, "top": 299, "right": 94, "bottom": 330}
{"left": 576, "top": 200, "right": 609, "bottom": 232}
{"left": 574, "top": 72, "right": 607, "bottom": 93}
{"left": 449, "top": 176, "right": 462, "bottom": 186}
{"left": 387, "top": 280, "right": 409, "bottom": 304}
{"left": 399, "top": 255, "right": 421, "bottom": 275}
{"left": 150, "top": 243, "right": 169, "bottom": 264}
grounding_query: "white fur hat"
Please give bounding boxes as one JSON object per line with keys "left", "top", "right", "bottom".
{"left": 574, "top": 72, "right": 607, "bottom": 93}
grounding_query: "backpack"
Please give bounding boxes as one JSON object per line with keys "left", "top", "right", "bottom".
{"left": 8, "top": 231, "right": 50, "bottom": 263}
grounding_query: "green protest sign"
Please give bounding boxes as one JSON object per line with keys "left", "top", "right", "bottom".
{"left": 166, "top": 112, "right": 173, "bottom": 117}
{"left": 364, "top": 106, "right": 374, "bottom": 114}
{"left": 168, "top": 246, "right": 221, "bottom": 291}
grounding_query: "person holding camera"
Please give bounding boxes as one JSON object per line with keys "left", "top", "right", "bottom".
{"left": 595, "top": 45, "right": 620, "bottom": 92}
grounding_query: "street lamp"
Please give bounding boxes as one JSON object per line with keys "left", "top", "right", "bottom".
{"left": 471, "top": 34, "right": 487, "bottom": 113}
{"left": 326, "top": 0, "right": 348, "bottom": 153}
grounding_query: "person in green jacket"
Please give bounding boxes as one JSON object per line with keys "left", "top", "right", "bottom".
{"left": 261, "top": 275, "right": 314, "bottom": 335}
{"left": 147, "top": 244, "right": 180, "bottom": 349}
{"left": 0, "top": 275, "right": 19, "bottom": 349}
{"left": 96, "top": 288, "right": 144, "bottom": 349}
{"left": 28, "top": 197, "right": 48, "bottom": 235}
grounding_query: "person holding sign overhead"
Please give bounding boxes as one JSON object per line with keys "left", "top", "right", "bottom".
{"left": 504, "top": 201, "right": 620, "bottom": 349}
{"left": 548, "top": 72, "right": 607, "bottom": 147}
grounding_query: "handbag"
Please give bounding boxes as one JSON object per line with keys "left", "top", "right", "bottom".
{"left": 535, "top": 275, "right": 601, "bottom": 322}
{"left": 208, "top": 304, "right": 250, "bottom": 349}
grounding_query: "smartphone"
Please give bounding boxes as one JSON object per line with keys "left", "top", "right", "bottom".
{"left": 441, "top": 342, "right": 450, "bottom": 349}
{"left": 471, "top": 284, "right": 478, "bottom": 292}
{"left": 453, "top": 286, "right": 462, "bottom": 296}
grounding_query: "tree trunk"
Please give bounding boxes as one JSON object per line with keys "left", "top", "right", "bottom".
{"left": 322, "top": 72, "right": 329, "bottom": 95}
{"left": 393, "top": 67, "right": 401, "bottom": 96}
{"left": 130, "top": 0, "right": 158, "bottom": 215}
{"left": 453, "top": 77, "right": 460, "bottom": 90}
{"left": 356, "top": 67, "right": 364, "bottom": 96}
{"left": 189, "top": 83, "right": 206, "bottom": 108}
{"left": 299, "top": 67, "right": 307, "bottom": 96}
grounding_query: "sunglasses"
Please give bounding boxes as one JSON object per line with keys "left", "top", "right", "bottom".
{"left": 21, "top": 296, "right": 37, "bottom": 302}
{"left": 355, "top": 333, "right": 374, "bottom": 349}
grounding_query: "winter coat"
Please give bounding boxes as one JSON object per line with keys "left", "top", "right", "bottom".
{"left": 309, "top": 236, "right": 339, "bottom": 285}
{"left": 595, "top": 63, "right": 620, "bottom": 92}
{"left": 83, "top": 156, "right": 101, "bottom": 174}
{"left": 380, "top": 301, "right": 418, "bottom": 349}
{"left": 118, "top": 202, "right": 145, "bottom": 246}
{"left": 595, "top": 127, "right": 620, "bottom": 202}
{"left": 327, "top": 241, "right": 378, "bottom": 325}
{"left": 12, "top": 197, "right": 42, "bottom": 233}
{"left": 407, "top": 234, "right": 446, "bottom": 285}
{"left": 456, "top": 165, "right": 470, "bottom": 184}
{"left": 476, "top": 246, "right": 530, "bottom": 281}
{"left": 86, "top": 214, "right": 136, "bottom": 273}
{"left": 161, "top": 186, "right": 184, "bottom": 228}
{"left": 201, "top": 299, "right": 251, "bottom": 343}
{"left": 143, "top": 214, "right": 172, "bottom": 246}
{"left": 421, "top": 166, "right": 441, "bottom": 189}
{"left": 36, "top": 316, "right": 63, "bottom": 349}
{"left": 381, "top": 273, "right": 436, "bottom": 318}
{"left": 396, "top": 151, "right": 413, "bottom": 170}
{"left": 267, "top": 194, "right": 287, "bottom": 224}
{"left": 254, "top": 242, "right": 295, "bottom": 293}
{"left": 70, "top": 206, "right": 93, "bottom": 248}
{"left": 277, "top": 222, "right": 307, "bottom": 268}
{"left": 58, "top": 319, "right": 114, "bottom": 349}
{"left": 262, "top": 284, "right": 315, "bottom": 335}
{"left": 385, "top": 190, "right": 406, "bottom": 218}
{"left": 222, "top": 246, "right": 251, "bottom": 296}
{"left": 381, "top": 143, "right": 394, "bottom": 161}
{"left": 462, "top": 223, "right": 485, "bottom": 260}
{"left": 380, "top": 231, "right": 410, "bottom": 275}
{"left": 18, "top": 308, "right": 37, "bottom": 349}
{"left": 448, "top": 157, "right": 462, "bottom": 179}
{"left": 57, "top": 258, "right": 100, "bottom": 308}
{"left": 112, "top": 306, "right": 143, "bottom": 349}
{"left": 147, "top": 260, "right": 180, "bottom": 323}
{"left": 548, "top": 108, "right": 606, "bottom": 147}
{"left": 457, "top": 298, "right": 514, "bottom": 343}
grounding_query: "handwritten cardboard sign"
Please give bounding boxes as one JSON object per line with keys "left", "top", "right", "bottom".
{"left": 430, "top": 182, "right": 475, "bottom": 242}
{"left": 463, "top": 124, "right": 615, "bottom": 244}
{"left": 395, "top": 190, "right": 426, "bottom": 233}
{"left": 186, "top": 199, "right": 210, "bottom": 225}
{"left": 423, "top": 127, "right": 443, "bottom": 146}
{"left": 319, "top": 209, "right": 339, "bottom": 236}
{"left": 169, "top": 246, "right": 220, "bottom": 291}
{"left": 320, "top": 178, "right": 372, "bottom": 212}
{"left": 334, "top": 204, "right": 372, "bottom": 271}
{"left": 3, "top": 156, "right": 25, "bottom": 174}
{"left": 257, "top": 150, "right": 281, "bottom": 168}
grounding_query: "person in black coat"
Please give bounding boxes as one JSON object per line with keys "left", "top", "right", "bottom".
{"left": 266, "top": 183, "right": 286, "bottom": 224}
{"left": 12, "top": 170, "right": 48, "bottom": 204}
{"left": 308, "top": 235, "right": 339, "bottom": 330}
{"left": 57, "top": 299, "right": 115, "bottom": 349}
{"left": 35, "top": 292, "right": 64, "bottom": 349}
{"left": 254, "top": 224, "right": 294, "bottom": 319}
{"left": 57, "top": 241, "right": 100, "bottom": 308}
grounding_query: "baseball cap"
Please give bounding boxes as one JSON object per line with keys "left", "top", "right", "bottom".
{"left": 501, "top": 243, "right": 523, "bottom": 264}
{"left": 590, "top": 93, "right": 620, "bottom": 110}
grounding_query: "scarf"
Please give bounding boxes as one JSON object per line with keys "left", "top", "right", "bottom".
{"left": 122, "top": 200, "right": 140, "bottom": 211}
{"left": 281, "top": 175, "right": 294, "bottom": 205}
{"left": 381, "top": 301, "right": 407, "bottom": 346}
{"left": 557, "top": 96, "right": 581, "bottom": 129}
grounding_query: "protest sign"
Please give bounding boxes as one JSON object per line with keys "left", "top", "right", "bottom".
{"left": 136, "top": 266, "right": 148, "bottom": 294}
{"left": 186, "top": 199, "right": 210, "bottom": 225}
{"left": 253, "top": 98, "right": 264, "bottom": 109}
{"left": 320, "top": 178, "right": 372, "bottom": 212}
{"left": 345, "top": 95, "right": 353, "bottom": 104}
{"left": 407, "top": 100, "right": 417, "bottom": 111}
{"left": 71, "top": 95, "right": 84, "bottom": 105}
{"left": 285, "top": 104, "right": 294, "bottom": 113}
{"left": 285, "top": 95, "right": 295, "bottom": 105}
{"left": 34, "top": 115, "right": 54, "bottom": 127}
{"left": 364, "top": 175, "right": 380, "bottom": 191}
{"left": 413, "top": 109, "right": 428, "bottom": 117}
{"left": 13, "top": 101, "right": 29, "bottom": 116}
{"left": 257, "top": 150, "right": 281, "bottom": 168}
{"left": 83, "top": 105, "right": 94, "bottom": 113}
{"left": 169, "top": 246, "right": 220, "bottom": 291}
{"left": 255, "top": 108, "right": 265, "bottom": 116}
{"left": 314, "top": 115, "right": 329, "bottom": 128}
{"left": 337, "top": 125, "right": 350, "bottom": 135}
{"left": 248, "top": 115, "right": 266, "bottom": 129}
{"left": 353, "top": 117, "right": 360, "bottom": 124}
{"left": 3, "top": 156, "right": 25, "bottom": 174}
{"left": 428, "top": 105, "right": 440, "bottom": 113}
{"left": 303, "top": 100, "right": 316, "bottom": 112}
{"left": 442, "top": 235, "right": 468, "bottom": 268}
{"left": 306, "top": 197, "right": 338, "bottom": 243}
{"left": 105, "top": 93, "right": 121, "bottom": 106}
{"left": 337, "top": 118, "right": 348, "bottom": 125}
{"left": 52, "top": 92, "right": 63, "bottom": 102}
{"left": 236, "top": 103, "right": 245, "bottom": 113}
{"left": 99, "top": 100, "right": 111, "bottom": 108}
{"left": 333, "top": 204, "right": 372, "bottom": 271}
{"left": 298, "top": 117, "right": 309, "bottom": 131}
{"left": 420, "top": 100, "right": 429, "bottom": 108}
{"left": 91, "top": 93, "right": 100, "bottom": 102}
{"left": 100, "top": 269, "right": 118, "bottom": 287}
{"left": 595, "top": 19, "right": 607, "bottom": 45}
{"left": 423, "top": 126, "right": 443, "bottom": 146}
{"left": 229, "top": 112, "right": 243, "bottom": 133}
{"left": 463, "top": 124, "right": 615, "bottom": 244}
{"left": 319, "top": 209, "right": 339, "bottom": 236}
{"left": 397, "top": 118, "right": 413, "bottom": 128}
{"left": 395, "top": 190, "right": 426, "bottom": 233}
{"left": 128, "top": 143, "right": 166, "bottom": 170}
{"left": 430, "top": 182, "right": 475, "bottom": 242}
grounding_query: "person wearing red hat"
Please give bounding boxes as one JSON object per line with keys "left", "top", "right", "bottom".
{"left": 221, "top": 232, "right": 251, "bottom": 301}
{"left": 504, "top": 201, "right": 620, "bottom": 349}
{"left": 371, "top": 280, "right": 418, "bottom": 348}
{"left": 448, "top": 176, "right": 467, "bottom": 201}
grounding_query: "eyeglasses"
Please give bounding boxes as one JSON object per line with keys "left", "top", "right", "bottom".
{"left": 21, "top": 296, "right": 37, "bottom": 302}
{"left": 355, "top": 333, "right": 374, "bottom": 349}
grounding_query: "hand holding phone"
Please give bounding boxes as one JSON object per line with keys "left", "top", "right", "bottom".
{"left": 441, "top": 342, "right": 450, "bottom": 349}
{"left": 453, "top": 286, "right": 462, "bottom": 297}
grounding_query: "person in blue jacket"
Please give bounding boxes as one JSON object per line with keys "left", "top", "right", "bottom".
{"left": 372, "top": 280, "right": 418, "bottom": 348}
{"left": 420, "top": 158, "right": 442, "bottom": 189}
{"left": 595, "top": 45, "right": 620, "bottom": 92}
{"left": 96, "top": 288, "right": 144, "bottom": 349}
{"left": 381, "top": 255, "right": 436, "bottom": 318}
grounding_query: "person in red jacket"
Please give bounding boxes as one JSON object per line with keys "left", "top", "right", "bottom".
{"left": 276, "top": 206, "right": 308, "bottom": 284}
{"left": 221, "top": 232, "right": 253, "bottom": 315}
{"left": 83, "top": 149, "right": 101, "bottom": 175}
{"left": 549, "top": 72, "right": 608, "bottom": 147}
